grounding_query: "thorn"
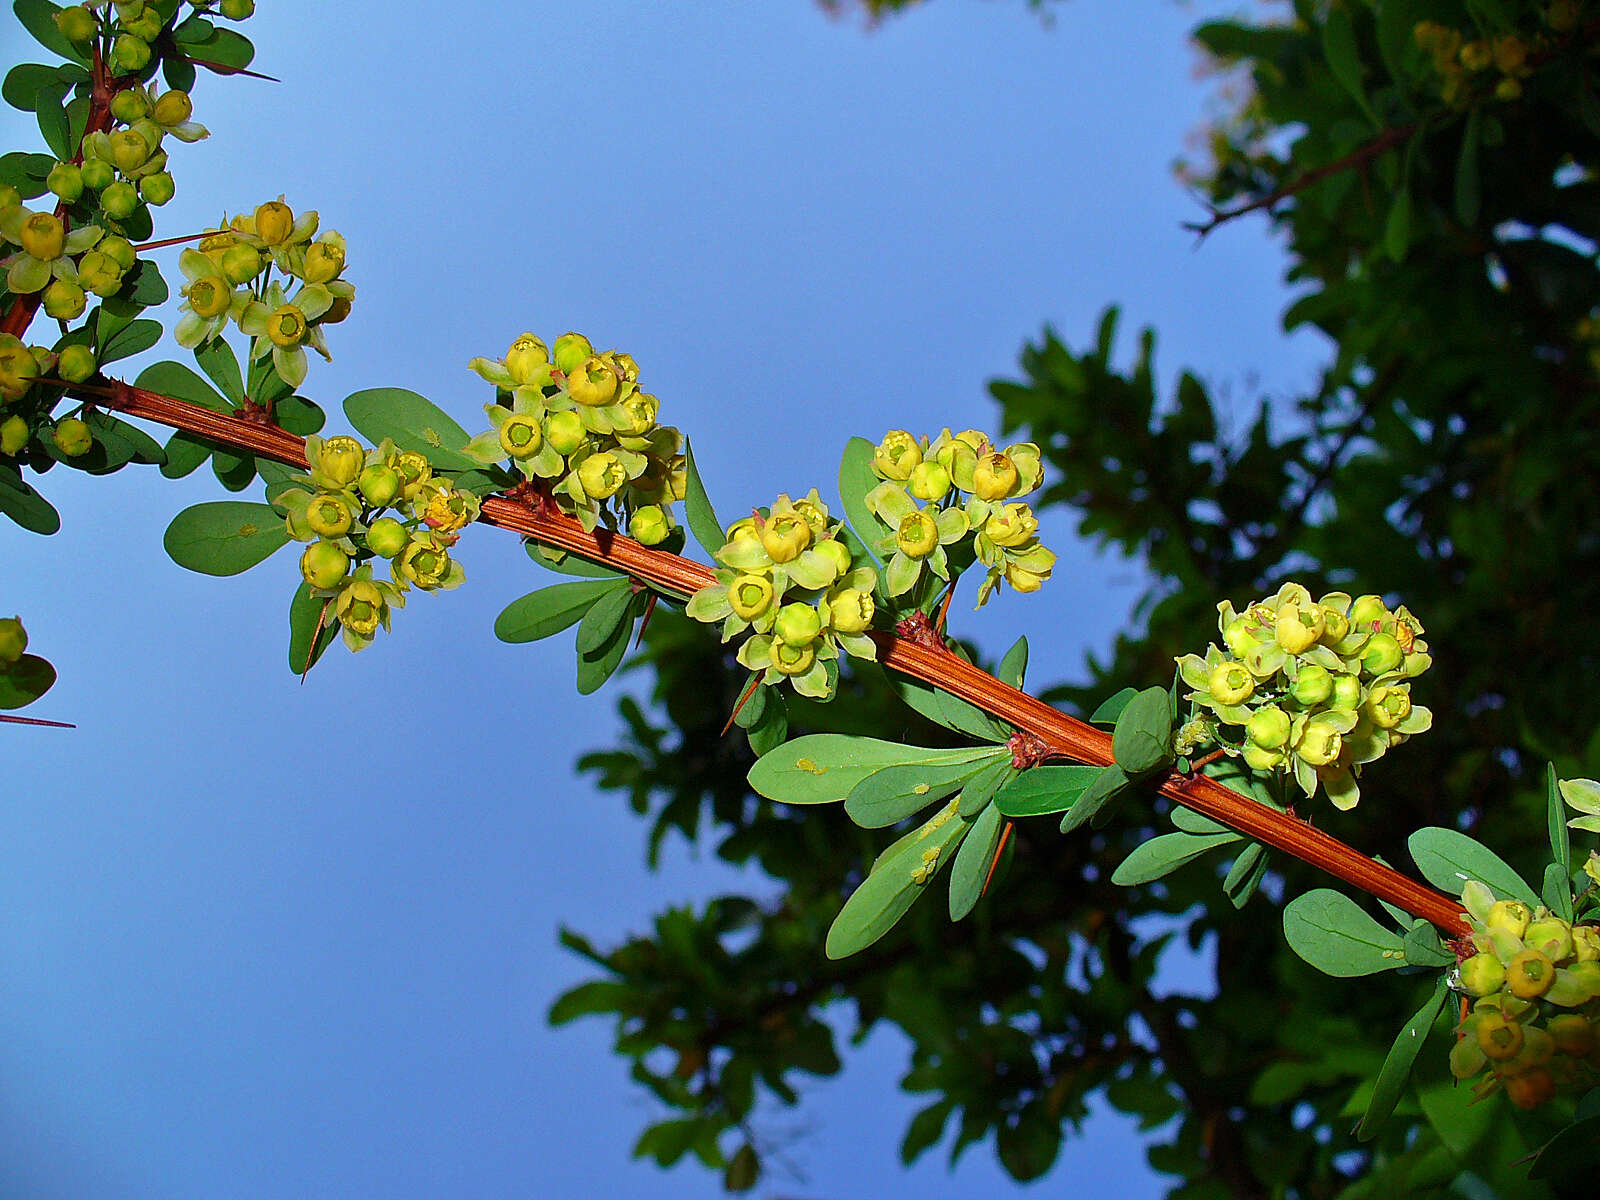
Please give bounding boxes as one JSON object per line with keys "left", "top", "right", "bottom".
{"left": 635, "top": 592, "right": 658, "bottom": 649}
{"left": 933, "top": 584, "right": 955, "bottom": 636}
{"left": 0, "top": 713, "right": 76, "bottom": 729}
{"left": 301, "top": 598, "right": 332, "bottom": 683}
{"left": 721, "top": 674, "right": 762, "bottom": 737}
{"left": 981, "top": 820, "right": 1015, "bottom": 897}
{"left": 183, "top": 56, "right": 281, "bottom": 82}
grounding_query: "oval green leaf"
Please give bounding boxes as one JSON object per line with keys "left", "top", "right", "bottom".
{"left": 825, "top": 804, "right": 971, "bottom": 958}
{"left": 494, "top": 578, "right": 622, "bottom": 644}
{"left": 681, "top": 436, "right": 724, "bottom": 560}
{"left": 948, "top": 801, "right": 1004, "bottom": 921}
{"left": 0, "top": 653, "right": 56, "bottom": 709}
{"left": 1356, "top": 975, "right": 1450, "bottom": 1141}
{"left": 1112, "top": 830, "right": 1240, "bottom": 887}
{"left": 844, "top": 755, "right": 998, "bottom": 829}
{"left": 1282, "top": 889, "right": 1406, "bottom": 978}
{"left": 163, "top": 501, "right": 289, "bottom": 576}
{"left": 748, "top": 734, "right": 995, "bottom": 806}
{"left": 1407, "top": 827, "right": 1538, "bottom": 908}
{"left": 994, "top": 765, "right": 1101, "bottom": 818}
{"left": 343, "top": 387, "right": 477, "bottom": 471}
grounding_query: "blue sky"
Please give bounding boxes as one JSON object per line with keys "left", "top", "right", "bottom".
{"left": 3, "top": 2, "right": 1326, "bottom": 1196}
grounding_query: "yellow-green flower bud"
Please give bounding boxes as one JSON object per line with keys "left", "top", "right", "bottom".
{"left": 896, "top": 510, "right": 939, "bottom": 559}
{"left": 305, "top": 493, "right": 353, "bottom": 538}
{"left": 972, "top": 451, "right": 1019, "bottom": 501}
{"left": 1364, "top": 684, "right": 1411, "bottom": 729}
{"left": 220, "top": 243, "right": 261, "bottom": 284}
{"left": 934, "top": 438, "right": 978, "bottom": 490}
{"left": 392, "top": 450, "right": 431, "bottom": 499}
{"left": 1246, "top": 705, "right": 1291, "bottom": 749}
{"left": 336, "top": 579, "right": 386, "bottom": 636}
{"left": 1274, "top": 601, "right": 1324, "bottom": 654}
{"left": 299, "top": 541, "right": 348, "bottom": 589}
{"left": 54, "top": 4, "right": 96, "bottom": 41}
{"left": 100, "top": 235, "right": 137, "bottom": 271}
{"left": 873, "top": 430, "right": 922, "bottom": 481}
{"left": 108, "top": 129, "right": 151, "bottom": 175}
{"left": 616, "top": 391, "right": 658, "bottom": 437}
{"left": 1487, "top": 900, "right": 1532, "bottom": 940}
{"left": 317, "top": 435, "right": 365, "bottom": 488}
{"left": 1295, "top": 720, "right": 1343, "bottom": 767}
{"left": 984, "top": 502, "right": 1038, "bottom": 549}
{"left": 151, "top": 89, "right": 192, "bottom": 126}
{"left": 79, "top": 158, "right": 113, "bottom": 191}
{"left": 762, "top": 513, "right": 812, "bottom": 563}
{"left": 365, "top": 516, "right": 407, "bottom": 559}
{"left": 568, "top": 355, "right": 619, "bottom": 407}
{"left": 254, "top": 200, "right": 295, "bottom": 247}
{"left": 139, "top": 171, "right": 174, "bottom": 206}
{"left": 828, "top": 588, "right": 874, "bottom": 634}
{"left": 770, "top": 638, "right": 816, "bottom": 677}
{"left": 301, "top": 239, "right": 344, "bottom": 284}
{"left": 267, "top": 304, "right": 308, "bottom": 348}
{"left": 52, "top": 417, "right": 91, "bottom": 457}
{"left": 1507, "top": 949, "right": 1556, "bottom": 999}
{"left": 122, "top": 4, "right": 162, "bottom": 40}
{"left": 19, "top": 212, "right": 64, "bottom": 262}
{"left": 111, "top": 33, "right": 151, "bottom": 72}
{"left": 1459, "top": 953, "right": 1506, "bottom": 997}
{"left": 1567, "top": 960, "right": 1600, "bottom": 1000}
{"left": 0, "top": 184, "right": 17, "bottom": 209}
{"left": 629, "top": 504, "right": 670, "bottom": 546}
{"left": 1548, "top": 1014, "right": 1593, "bottom": 1057}
{"left": 1004, "top": 561, "right": 1049, "bottom": 593}
{"left": 728, "top": 574, "right": 774, "bottom": 621}
{"left": 0, "top": 338, "right": 39, "bottom": 401}
{"left": 57, "top": 344, "right": 96, "bottom": 384}
{"left": 577, "top": 451, "right": 626, "bottom": 500}
{"left": 109, "top": 88, "right": 150, "bottom": 124}
{"left": 1526, "top": 918, "right": 1574, "bottom": 963}
{"left": 1289, "top": 663, "right": 1333, "bottom": 706}
{"left": 1475, "top": 1010, "right": 1524, "bottom": 1060}
{"left": 1573, "top": 926, "right": 1600, "bottom": 963}
{"left": 813, "top": 538, "right": 852, "bottom": 579}
{"left": 1347, "top": 594, "right": 1388, "bottom": 634}
{"left": 908, "top": 460, "right": 951, "bottom": 501}
{"left": 1, "top": 415, "right": 27, "bottom": 456}
{"left": 46, "top": 162, "right": 83, "bottom": 204}
{"left": 545, "top": 411, "right": 584, "bottom": 455}
{"left": 1241, "top": 742, "right": 1284, "bottom": 771}
{"left": 100, "top": 180, "right": 138, "bottom": 220}
{"left": 1319, "top": 606, "right": 1350, "bottom": 644}
{"left": 399, "top": 536, "right": 452, "bottom": 589}
{"left": 498, "top": 413, "right": 543, "bottom": 460}
{"left": 774, "top": 602, "right": 822, "bottom": 646}
{"left": 551, "top": 332, "right": 593, "bottom": 374}
{"left": 1221, "top": 616, "right": 1259, "bottom": 657}
{"left": 1207, "top": 662, "right": 1253, "bottom": 706}
{"left": 183, "top": 275, "right": 232, "bottom": 320}
{"left": 1329, "top": 675, "right": 1362, "bottom": 710}
{"left": 357, "top": 464, "right": 402, "bottom": 507}
{"left": 219, "top": 0, "right": 254, "bottom": 17}
{"left": 42, "top": 280, "right": 86, "bottom": 321}
{"left": 0, "top": 616, "right": 25, "bottom": 663}
{"left": 504, "top": 333, "right": 550, "bottom": 385}
{"left": 1362, "top": 633, "right": 1403, "bottom": 676}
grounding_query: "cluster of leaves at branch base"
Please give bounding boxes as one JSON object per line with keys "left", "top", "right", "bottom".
{"left": 686, "top": 491, "right": 880, "bottom": 700}
{"left": 1413, "top": 5, "right": 1578, "bottom": 107}
{"left": 865, "top": 427, "right": 1053, "bottom": 604}
{"left": 1176, "top": 583, "right": 1432, "bottom": 810}
{"left": 465, "top": 332, "right": 684, "bottom": 538}
{"left": 1450, "top": 880, "right": 1600, "bottom": 1109}
{"left": 274, "top": 433, "right": 475, "bottom": 652}
{"left": 174, "top": 198, "right": 353, "bottom": 389}
{"left": 0, "top": 615, "right": 57, "bottom": 711}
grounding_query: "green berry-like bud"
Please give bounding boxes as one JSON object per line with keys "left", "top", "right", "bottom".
{"left": 895, "top": 510, "right": 939, "bottom": 559}
{"left": 1573, "top": 926, "right": 1600, "bottom": 963}
{"left": 551, "top": 331, "right": 593, "bottom": 374}
{"left": 57, "top": 344, "right": 97, "bottom": 384}
{"left": 254, "top": 200, "right": 295, "bottom": 247}
{"left": 972, "top": 451, "right": 1019, "bottom": 501}
{"left": 55, "top": 4, "right": 96, "bottom": 41}
{"left": 42, "top": 279, "right": 87, "bottom": 321}
{"left": 1246, "top": 705, "right": 1291, "bottom": 749}
{"left": 934, "top": 437, "right": 979, "bottom": 491}
{"left": 1507, "top": 948, "right": 1556, "bottom": 999}
{"left": 763, "top": 513, "right": 812, "bottom": 563}
{"left": 315, "top": 435, "right": 365, "bottom": 488}
{"left": 907, "top": 460, "right": 951, "bottom": 501}
{"left": 365, "top": 516, "right": 407, "bottom": 559}
{"left": 219, "top": 0, "right": 255, "bottom": 17}
{"left": 498, "top": 413, "right": 543, "bottom": 460}
{"left": 0, "top": 415, "right": 28, "bottom": 456}
{"left": 1319, "top": 606, "right": 1350, "bottom": 645}
{"left": 813, "top": 538, "right": 852, "bottom": 579}
{"left": 220, "top": 243, "right": 261, "bottom": 284}
{"left": 1475, "top": 1010, "right": 1525, "bottom": 1060}
{"left": 1347, "top": 594, "right": 1388, "bottom": 632}
{"left": 151, "top": 89, "right": 192, "bottom": 127}
{"left": 629, "top": 504, "right": 670, "bottom": 546}
{"left": 19, "top": 212, "right": 65, "bottom": 262}
{"left": 568, "top": 355, "right": 620, "bottom": 407}
{"left": 1487, "top": 900, "right": 1532, "bottom": 940}
{"left": 99, "top": 236, "right": 136, "bottom": 271}
{"left": 770, "top": 637, "right": 816, "bottom": 677}
{"left": 1329, "top": 675, "right": 1363, "bottom": 710}
{"left": 728, "top": 574, "right": 774, "bottom": 621}
{"left": 0, "top": 337, "right": 40, "bottom": 400}
{"left": 1207, "top": 662, "right": 1254, "bottom": 706}
{"left": 138, "top": 171, "right": 175, "bottom": 206}
{"left": 357, "top": 464, "right": 402, "bottom": 507}
{"left": 122, "top": 4, "right": 162, "bottom": 39}
{"left": 305, "top": 493, "right": 353, "bottom": 538}
{"left": 1362, "top": 633, "right": 1403, "bottom": 676}
{"left": 1526, "top": 918, "right": 1574, "bottom": 963}
{"left": 79, "top": 158, "right": 114, "bottom": 191}
{"left": 545, "top": 410, "right": 585, "bottom": 455}
{"left": 1274, "top": 601, "right": 1324, "bottom": 654}
{"left": 301, "top": 239, "right": 344, "bottom": 284}
{"left": 828, "top": 588, "right": 874, "bottom": 634}
{"left": 1295, "top": 720, "right": 1343, "bottom": 767}
{"left": 1241, "top": 742, "right": 1284, "bottom": 771}
{"left": 1547, "top": 1014, "right": 1593, "bottom": 1057}
{"left": 100, "top": 180, "right": 139, "bottom": 220}
{"left": 52, "top": 416, "right": 92, "bottom": 457}
{"left": 46, "top": 162, "right": 83, "bottom": 204}
{"left": 300, "top": 541, "right": 349, "bottom": 589}
{"left": 577, "top": 450, "right": 626, "bottom": 500}
{"left": 1365, "top": 684, "right": 1411, "bottom": 729}
{"left": 1222, "top": 616, "right": 1259, "bottom": 657}
{"left": 0, "top": 615, "right": 25, "bottom": 664}
{"left": 1289, "top": 664, "right": 1333, "bottom": 706}
{"left": 109, "top": 88, "right": 150, "bottom": 124}
{"left": 109, "top": 129, "right": 151, "bottom": 174}
{"left": 615, "top": 392, "right": 658, "bottom": 437}
{"left": 773, "top": 602, "right": 822, "bottom": 646}
{"left": 504, "top": 333, "right": 551, "bottom": 386}
{"left": 1458, "top": 953, "right": 1506, "bottom": 997}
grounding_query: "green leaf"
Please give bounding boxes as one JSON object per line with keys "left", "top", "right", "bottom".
{"left": 748, "top": 734, "right": 995, "bottom": 806}
{"left": 1401, "top": 920, "right": 1455, "bottom": 969}
{"left": 100, "top": 318, "right": 163, "bottom": 366}
{"left": 0, "top": 653, "right": 55, "bottom": 709}
{"left": 1060, "top": 763, "right": 1128, "bottom": 832}
{"left": 1320, "top": 3, "right": 1374, "bottom": 123}
{"left": 948, "top": 801, "right": 1005, "bottom": 920}
{"left": 825, "top": 803, "right": 971, "bottom": 958}
{"left": 996, "top": 635, "right": 1028, "bottom": 689}
{"left": 1112, "top": 830, "right": 1240, "bottom": 886}
{"left": 493, "top": 579, "right": 621, "bottom": 644}
{"left": 3, "top": 63, "right": 57, "bottom": 112}
{"left": 274, "top": 395, "right": 325, "bottom": 437}
{"left": 1384, "top": 188, "right": 1412, "bottom": 264}
{"left": 839, "top": 436, "right": 890, "bottom": 558}
{"left": 957, "top": 757, "right": 1014, "bottom": 816}
{"left": 163, "top": 501, "right": 290, "bottom": 576}
{"left": 574, "top": 581, "right": 635, "bottom": 655}
{"left": 887, "top": 668, "right": 1011, "bottom": 742}
{"left": 182, "top": 25, "right": 255, "bottom": 73}
{"left": 32, "top": 78, "right": 68, "bottom": 159}
{"left": 844, "top": 755, "right": 998, "bottom": 828}
{"left": 1455, "top": 108, "right": 1482, "bottom": 227}
{"left": 1282, "top": 889, "right": 1407, "bottom": 977}
{"left": 343, "top": 387, "right": 477, "bottom": 471}
{"left": 123, "top": 258, "right": 167, "bottom": 307}
{"left": 1408, "top": 827, "right": 1538, "bottom": 907}
{"left": 547, "top": 979, "right": 629, "bottom": 1026}
{"left": 681, "top": 436, "right": 724, "bottom": 559}
{"left": 1548, "top": 761, "right": 1572, "bottom": 876}
{"left": 137, "top": 360, "right": 232, "bottom": 413}
{"left": 900, "top": 1100, "right": 952, "bottom": 1165}
{"left": 0, "top": 464, "right": 60, "bottom": 533}
{"left": 1528, "top": 1115, "right": 1600, "bottom": 1187}
{"left": 1089, "top": 686, "right": 1137, "bottom": 726}
{"left": 525, "top": 541, "right": 625, "bottom": 579}
{"left": 287, "top": 583, "right": 338, "bottom": 676}
{"left": 14, "top": 0, "right": 90, "bottom": 66}
{"left": 194, "top": 337, "right": 246, "bottom": 406}
{"left": 1223, "top": 841, "right": 1266, "bottom": 908}
{"left": 575, "top": 589, "right": 643, "bottom": 695}
{"left": 1111, "top": 685, "right": 1174, "bottom": 776}
{"left": 1356, "top": 975, "right": 1450, "bottom": 1141}
{"left": 723, "top": 1143, "right": 759, "bottom": 1192}
{"left": 994, "top": 765, "right": 1101, "bottom": 818}
{"left": 1543, "top": 861, "right": 1575, "bottom": 924}
{"left": 0, "top": 149, "right": 53, "bottom": 197}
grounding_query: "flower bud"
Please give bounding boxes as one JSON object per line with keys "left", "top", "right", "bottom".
{"left": 99, "top": 236, "right": 137, "bottom": 271}
{"left": 1475, "top": 1010, "right": 1524, "bottom": 1060}
{"left": 42, "top": 280, "right": 86, "bottom": 321}
{"left": 357, "top": 464, "right": 402, "bottom": 507}
{"left": 1289, "top": 664, "right": 1333, "bottom": 707}
{"left": 108, "top": 129, "right": 151, "bottom": 174}
{"left": 336, "top": 579, "right": 387, "bottom": 635}
{"left": 577, "top": 451, "right": 626, "bottom": 500}
{"left": 616, "top": 391, "right": 658, "bottom": 437}
{"left": 770, "top": 638, "right": 816, "bottom": 677}
{"left": 0, "top": 337, "right": 40, "bottom": 400}
{"left": 1507, "top": 949, "right": 1556, "bottom": 999}
{"left": 0, "top": 415, "right": 28, "bottom": 456}
{"left": 301, "top": 239, "right": 344, "bottom": 284}
{"left": 398, "top": 534, "right": 453, "bottom": 589}
{"left": 551, "top": 331, "right": 593, "bottom": 374}
{"left": 365, "top": 516, "right": 407, "bottom": 558}
{"left": 109, "top": 88, "right": 150, "bottom": 124}
{"left": 568, "top": 355, "right": 620, "bottom": 407}
{"left": 300, "top": 541, "right": 348, "bottom": 589}
{"left": 1221, "top": 616, "right": 1259, "bottom": 657}
{"left": 813, "top": 538, "right": 852, "bottom": 579}
{"left": 111, "top": 33, "right": 152, "bottom": 72}
{"left": 254, "top": 200, "right": 295, "bottom": 246}
{"left": 542, "top": 411, "right": 584, "bottom": 455}
{"left": 1295, "top": 720, "right": 1343, "bottom": 767}
{"left": 1362, "top": 633, "right": 1403, "bottom": 676}
{"left": 19, "top": 213, "right": 64, "bottom": 262}
{"left": 1365, "top": 684, "right": 1411, "bottom": 729}
{"left": 873, "top": 430, "right": 922, "bottom": 481}
{"left": 1547, "top": 1014, "right": 1593, "bottom": 1057}
{"left": 57, "top": 344, "right": 96, "bottom": 384}
{"left": 316, "top": 436, "right": 365, "bottom": 488}
{"left": 828, "top": 588, "right": 874, "bottom": 634}
{"left": 498, "top": 413, "right": 543, "bottom": 460}
{"left": 1526, "top": 918, "right": 1574, "bottom": 963}
{"left": 220, "top": 243, "right": 262, "bottom": 284}
{"left": 305, "top": 493, "right": 353, "bottom": 538}
{"left": 1246, "top": 705, "right": 1291, "bottom": 749}
{"left": 79, "top": 158, "right": 114, "bottom": 191}
{"left": 728, "top": 574, "right": 774, "bottom": 620}
{"left": 100, "top": 180, "right": 139, "bottom": 220}
{"left": 1207, "top": 662, "right": 1253, "bottom": 706}
{"left": 1329, "top": 675, "right": 1362, "bottom": 710}
{"left": 1347, "top": 594, "right": 1388, "bottom": 634}
{"left": 1572, "top": 926, "right": 1600, "bottom": 963}
{"left": 0, "top": 615, "right": 26, "bottom": 667}
{"left": 219, "top": 0, "right": 255, "bottom": 17}
{"left": 392, "top": 451, "right": 431, "bottom": 499}
{"left": 934, "top": 438, "right": 978, "bottom": 490}
{"left": 1487, "top": 900, "right": 1532, "bottom": 940}
{"left": 1241, "top": 742, "right": 1284, "bottom": 771}
{"left": 52, "top": 416, "right": 91, "bottom": 457}
{"left": 1274, "top": 601, "right": 1324, "bottom": 654}
{"left": 504, "top": 333, "right": 550, "bottom": 385}
{"left": 1503, "top": 1067, "right": 1555, "bottom": 1110}
{"left": 972, "top": 451, "right": 1019, "bottom": 501}
{"left": 1458, "top": 953, "right": 1506, "bottom": 997}
{"left": 774, "top": 602, "right": 822, "bottom": 646}
{"left": 0, "top": 184, "right": 17, "bottom": 209}
{"left": 984, "top": 502, "right": 1038, "bottom": 549}
{"left": 1319, "top": 605, "right": 1350, "bottom": 644}
{"left": 54, "top": 5, "right": 96, "bottom": 41}
{"left": 896, "top": 510, "right": 939, "bottom": 559}
{"left": 46, "top": 162, "right": 83, "bottom": 204}
{"left": 761, "top": 512, "right": 812, "bottom": 562}
{"left": 907, "top": 460, "right": 951, "bottom": 501}
{"left": 629, "top": 504, "right": 670, "bottom": 546}
{"left": 151, "top": 89, "right": 192, "bottom": 127}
